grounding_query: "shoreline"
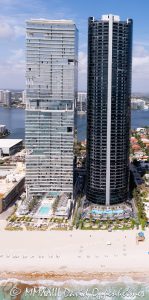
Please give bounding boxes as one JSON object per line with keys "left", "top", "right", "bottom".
{"left": 0, "top": 272, "right": 148, "bottom": 300}
{"left": 1, "top": 271, "right": 149, "bottom": 282}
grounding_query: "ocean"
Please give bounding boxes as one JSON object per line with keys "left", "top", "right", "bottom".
{"left": 0, "top": 277, "right": 149, "bottom": 299}
{"left": 0, "top": 107, "right": 149, "bottom": 141}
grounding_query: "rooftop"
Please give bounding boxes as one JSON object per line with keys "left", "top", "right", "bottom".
{"left": 0, "top": 163, "right": 25, "bottom": 196}
{"left": 101, "top": 15, "right": 120, "bottom": 21}
{"left": 27, "top": 19, "right": 75, "bottom": 25}
{"left": 132, "top": 144, "right": 141, "bottom": 150}
{"left": 0, "top": 139, "right": 23, "bottom": 148}
{"left": 142, "top": 138, "right": 149, "bottom": 144}
{"left": 131, "top": 137, "right": 138, "bottom": 143}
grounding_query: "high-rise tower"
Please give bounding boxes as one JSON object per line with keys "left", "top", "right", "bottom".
{"left": 25, "top": 19, "right": 78, "bottom": 199}
{"left": 86, "top": 15, "right": 133, "bottom": 205}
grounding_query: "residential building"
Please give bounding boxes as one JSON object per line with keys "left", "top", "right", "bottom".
{"left": 0, "top": 163, "right": 25, "bottom": 213}
{"left": 136, "top": 128, "right": 147, "bottom": 134}
{"left": 0, "top": 125, "right": 6, "bottom": 134}
{"left": 77, "top": 92, "right": 87, "bottom": 113}
{"left": 22, "top": 90, "right": 26, "bottom": 104}
{"left": 3, "top": 90, "right": 11, "bottom": 106}
{"left": 0, "top": 90, "right": 4, "bottom": 104}
{"left": 0, "top": 90, "right": 11, "bottom": 106}
{"left": 145, "top": 174, "right": 149, "bottom": 187}
{"left": 0, "top": 139, "right": 23, "bottom": 156}
{"left": 25, "top": 19, "right": 78, "bottom": 199}
{"left": 131, "top": 98, "right": 146, "bottom": 110}
{"left": 86, "top": 14, "right": 133, "bottom": 205}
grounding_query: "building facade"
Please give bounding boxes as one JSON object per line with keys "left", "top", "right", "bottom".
{"left": 0, "top": 90, "right": 11, "bottom": 106}
{"left": 22, "top": 90, "right": 26, "bottom": 104}
{"left": 77, "top": 92, "right": 87, "bottom": 113}
{"left": 26, "top": 19, "right": 78, "bottom": 199}
{"left": 86, "top": 15, "right": 133, "bottom": 205}
{"left": 131, "top": 98, "right": 146, "bottom": 110}
{"left": 0, "top": 91, "right": 4, "bottom": 104}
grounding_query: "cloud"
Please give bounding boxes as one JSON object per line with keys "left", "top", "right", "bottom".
{"left": 78, "top": 51, "right": 87, "bottom": 90}
{"left": 132, "top": 44, "right": 149, "bottom": 92}
{"left": 0, "top": 17, "right": 25, "bottom": 39}
{"left": 0, "top": 48, "right": 25, "bottom": 70}
{"left": 133, "top": 56, "right": 149, "bottom": 69}
{"left": 0, "top": 21, "right": 13, "bottom": 38}
{"left": 0, "top": 49, "right": 25, "bottom": 89}
{"left": 14, "top": 25, "right": 25, "bottom": 38}
{"left": 79, "top": 51, "right": 87, "bottom": 74}
{"left": 133, "top": 44, "right": 148, "bottom": 57}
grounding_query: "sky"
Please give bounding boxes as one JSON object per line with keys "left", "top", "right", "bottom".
{"left": 0, "top": 0, "right": 149, "bottom": 93}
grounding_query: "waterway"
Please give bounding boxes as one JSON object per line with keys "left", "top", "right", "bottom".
{"left": 0, "top": 107, "right": 149, "bottom": 141}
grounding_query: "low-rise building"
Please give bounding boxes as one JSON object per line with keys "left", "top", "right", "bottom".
{"left": 0, "top": 163, "right": 25, "bottom": 213}
{"left": 144, "top": 202, "right": 149, "bottom": 222}
{"left": 0, "top": 139, "right": 23, "bottom": 156}
{"left": 0, "top": 125, "right": 6, "bottom": 134}
{"left": 131, "top": 137, "right": 138, "bottom": 144}
{"left": 132, "top": 144, "right": 141, "bottom": 151}
{"left": 131, "top": 99, "right": 146, "bottom": 110}
{"left": 55, "top": 193, "right": 72, "bottom": 218}
{"left": 133, "top": 151, "right": 145, "bottom": 159}
{"left": 141, "top": 138, "right": 149, "bottom": 146}
{"left": 144, "top": 174, "right": 149, "bottom": 187}
{"left": 136, "top": 128, "right": 147, "bottom": 134}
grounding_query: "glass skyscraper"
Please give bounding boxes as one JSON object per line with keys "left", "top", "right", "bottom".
{"left": 25, "top": 19, "right": 78, "bottom": 199}
{"left": 86, "top": 15, "right": 133, "bottom": 205}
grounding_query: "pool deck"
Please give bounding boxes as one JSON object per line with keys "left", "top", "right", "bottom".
{"left": 91, "top": 209, "right": 124, "bottom": 215}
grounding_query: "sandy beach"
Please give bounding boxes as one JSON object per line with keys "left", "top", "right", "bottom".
{"left": 0, "top": 229, "right": 149, "bottom": 280}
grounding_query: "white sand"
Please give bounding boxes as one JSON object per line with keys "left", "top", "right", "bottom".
{"left": 0, "top": 229, "right": 149, "bottom": 276}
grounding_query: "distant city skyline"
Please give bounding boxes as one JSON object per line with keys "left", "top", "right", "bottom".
{"left": 0, "top": 0, "right": 149, "bottom": 92}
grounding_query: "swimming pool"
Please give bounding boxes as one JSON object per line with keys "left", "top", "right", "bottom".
{"left": 39, "top": 206, "right": 51, "bottom": 215}
{"left": 48, "top": 192, "right": 59, "bottom": 197}
{"left": 91, "top": 209, "right": 124, "bottom": 215}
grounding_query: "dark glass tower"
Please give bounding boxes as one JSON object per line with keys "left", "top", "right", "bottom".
{"left": 86, "top": 15, "right": 133, "bottom": 205}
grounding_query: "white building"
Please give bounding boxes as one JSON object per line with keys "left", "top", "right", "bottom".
{"left": 22, "top": 90, "right": 26, "bottom": 104}
{"left": 136, "top": 128, "right": 146, "bottom": 134}
{"left": 0, "top": 125, "right": 6, "bottom": 134}
{"left": 25, "top": 19, "right": 78, "bottom": 199}
{"left": 0, "top": 90, "right": 11, "bottom": 106}
{"left": 4, "top": 90, "right": 11, "bottom": 106}
{"left": 145, "top": 174, "right": 149, "bottom": 187}
{"left": 0, "top": 139, "right": 23, "bottom": 156}
{"left": 0, "top": 163, "right": 25, "bottom": 213}
{"left": 0, "top": 90, "right": 4, "bottom": 104}
{"left": 77, "top": 92, "right": 87, "bottom": 113}
{"left": 131, "top": 98, "right": 146, "bottom": 110}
